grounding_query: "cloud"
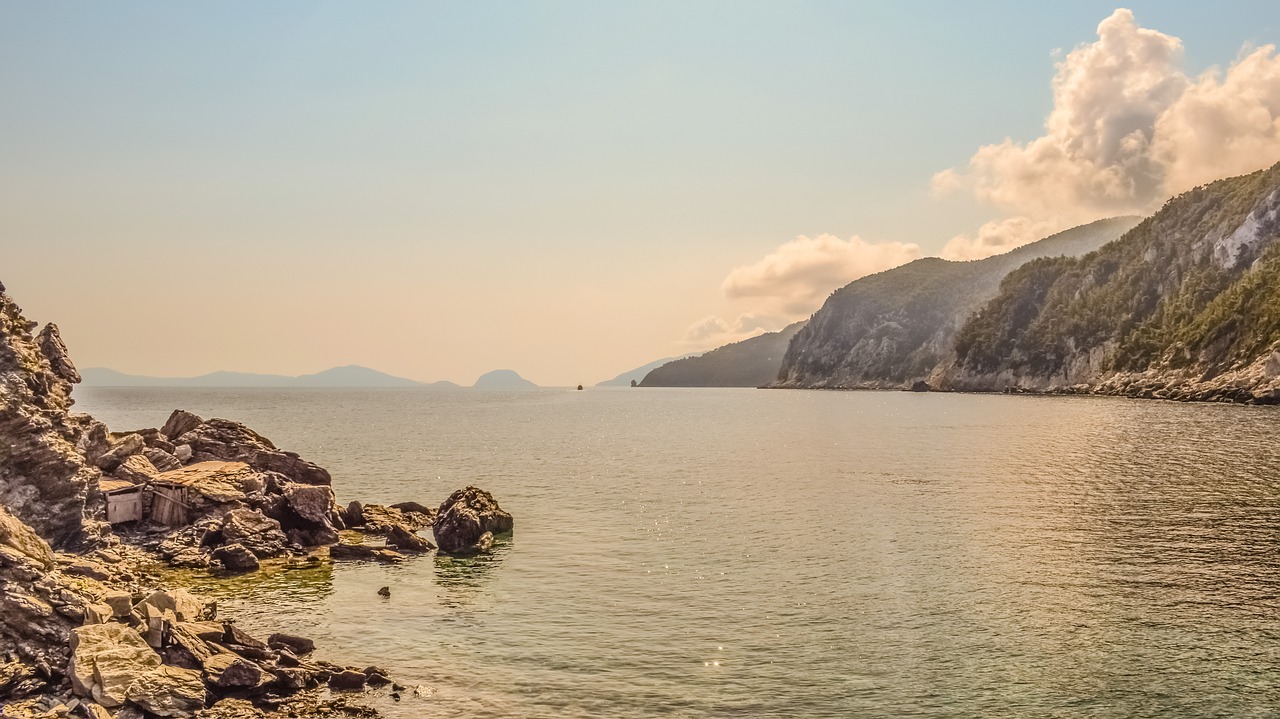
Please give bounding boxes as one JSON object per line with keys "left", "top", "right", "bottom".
{"left": 683, "top": 315, "right": 730, "bottom": 344}
{"left": 721, "top": 234, "right": 920, "bottom": 317}
{"left": 935, "top": 8, "right": 1280, "bottom": 259}
{"left": 941, "top": 216, "right": 1060, "bottom": 261}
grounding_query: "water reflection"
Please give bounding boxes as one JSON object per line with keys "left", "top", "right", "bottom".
{"left": 433, "top": 538, "right": 511, "bottom": 606}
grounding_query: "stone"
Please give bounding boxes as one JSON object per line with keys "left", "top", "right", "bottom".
{"left": 173, "top": 444, "right": 193, "bottom": 464}
{"left": 37, "top": 323, "right": 80, "bottom": 384}
{"left": 112, "top": 454, "right": 161, "bottom": 484}
{"left": 389, "top": 501, "right": 433, "bottom": 515}
{"left": 174, "top": 418, "right": 331, "bottom": 486}
{"left": 342, "top": 501, "right": 365, "bottom": 527}
{"left": 69, "top": 623, "right": 161, "bottom": 708}
{"left": 224, "top": 623, "right": 266, "bottom": 650}
{"left": 102, "top": 591, "right": 134, "bottom": 618}
{"left": 386, "top": 524, "right": 434, "bottom": 553}
{"left": 267, "top": 633, "right": 315, "bottom": 656}
{"left": 433, "top": 486, "right": 513, "bottom": 555}
{"left": 83, "top": 603, "right": 114, "bottom": 624}
{"left": 211, "top": 543, "right": 259, "bottom": 572}
{"left": 144, "top": 447, "right": 183, "bottom": 473}
{"left": 328, "top": 543, "right": 404, "bottom": 563}
{"left": 327, "top": 669, "right": 366, "bottom": 690}
{"left": 362, "top": 666, "right": 392, "bottom": 687}
{"left": 160, "top": 410, "right": 204, "bottom": 444}
{"left": 167, "top": 623, "right": 216, "bottom": 667}
{"left": 136, "top": 589, "right": 214, "bottom": 623}
{"left": 154, "top": 462, "right": 253, "bottom": 505}
{"left": 282, "top": 483, "right": 337, "bottom": 524}
{"left": 96, "top": 434, "right": 146, "bottom": 473}
{"left": 203, "top": 653, "right": 262, "bottom": 688}
{"left": 124, "top": 665, "right": 206, "bottom": 717}
{"left": 65, "top": 560, "right": 112, "bottom": 581}
{"left": 216, "top": 509, "right": 288, "bottom": 559}
{"left": 0, "top": 506, "right": 54, "bottom": 570}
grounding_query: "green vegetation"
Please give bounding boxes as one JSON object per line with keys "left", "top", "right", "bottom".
{"left": 953, "top": 161, "right": 1280, "bottom": 380}
{"left": 777, "top": 217, "right": 1139, "bottom": 387}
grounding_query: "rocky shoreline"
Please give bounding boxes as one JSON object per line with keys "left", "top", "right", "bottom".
{"left": 0, "top": 280, "right": 514, "bottom": 718}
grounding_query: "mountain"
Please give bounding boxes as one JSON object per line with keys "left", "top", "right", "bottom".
{"left": 79, "top": 365, "right": 427, "bottom": 388}
{"left": 472, "top": 369, "right": 537, "bottom": 389}
{"left": 935, "top": 161, "right": 1280, "bottom": 403}
{"left": 640, "top": 322, "right": 807, "bottom": 387}
{"left": 596, "top": 355, "right": 695, "bottom": 387}
{"left": 774, "top": 216, "right": 1141, "bottom": 389}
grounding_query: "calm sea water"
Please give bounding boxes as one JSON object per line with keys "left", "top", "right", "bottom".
{"left": 72, "top": 387, "right": 1280, "bottom": 718}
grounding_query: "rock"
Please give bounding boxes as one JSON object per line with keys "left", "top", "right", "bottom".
{"left": 154, "top": 461, "right": 255, "bottom": 505}
{"left": 102, "top": 591, "right": 134, "bottom": 618}
{"left": 174, "top": 418, "right": 331, "bottom": 487}
{"left": 389, "top": 501, "right": 433, "bottom": 515}
{"left": 377, "top": 586, "right": 390, "bottom": 598}
{"left": 328, "top": 543, "right": 404, "bottom": 563}
{"left": 0, "top": 505, "right": 54, "bottom": 570}
{"left": 362, "top": 666, "right": 392, "bottom": 687}
{"left": 386, "top": 524, "right": 434, "bottom": 553}
{"left": 160, "top": 411, "right": 204, "bottom": 444}
{"left": 166, "top": 623, "right": 216, "bottom": 668}
{"left": 342, "top": 501, "right": 365, "bottom": 527}
{"left": 203, "top": 653, "right": 262, "bottom": 689}
{"left": 282, "top": 484, "right": 336, "bottom": 524}
{"left": 327, "top": 669, "right": 366, "bottom": 690}
{"left": 909, "top": 380, "right": 931, "bottom": 392}
{"left": 211, "top": 543, "right": 259, "bottom": 572}
{"left": 64, "top": 560, "right": 112, "bottom": 581}
{"left": 112, "top": 454, "right": 161, "bottom": 484}
{"left": 173, "top": 444, "right": 193, "bottom": 464}
{"left": 286, "top": 526, "right": 339, "bottom": 547}
{"left": 267, "top": 633, "right": 314, "bottom": 656}
{"left": 218, "top": 509, "right": 287, "bottom": 559}
{"left": 76, "top": 421, "right": 111, "bottom": 468}
{"left": 124, "top": 665, "right": 206, "bottom": 717}
{"left": 144, "top": 447, "right": 183, "bottom": 473}
{"left": 0, "top": 286, "right": 99, "bottom": 547}
{"left": 196, "top": 698, "right": 266, "bottom": 719}
{"left": 96, "top": 434, "right": 146, "bottom": 472}
{"left": 136, "top": 589, "right": 214, "bottom": 623}
{"left": 69, "top": 623, "right": 161, "bottom": 708}
{"left": 433, "top": 486, "right": 513, "bottom": 555}
{"left": 37, "top": 323, "right": 80, "bottom": 385}
{"left": 223, "top": 623, "right": 267, "bottom": 651}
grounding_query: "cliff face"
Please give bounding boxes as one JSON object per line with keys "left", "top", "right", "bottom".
{"left": 640, "top": 322, "right": 806, "bottom": 387}
{"left": 936, "top": 161, "right": 1280, "bottom": 403}
{"left": 0, "top": 281, "right": 104, "bottom": 548}
{"left": 774, "top": 217, "right": 1139, "bottom": 389}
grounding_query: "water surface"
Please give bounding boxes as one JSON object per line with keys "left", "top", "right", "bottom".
{"left": 74, "top": 387, "right": 1280, "bottom": 718}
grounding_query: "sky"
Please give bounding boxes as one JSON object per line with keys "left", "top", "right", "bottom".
{"left": 2, "top": 2, "right": 1278, "bottom": 386}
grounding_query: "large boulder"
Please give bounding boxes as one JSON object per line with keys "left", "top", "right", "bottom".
{"left": 386, "top": 524, "right": 434, "bottom": 553}
{"left": 112, "top": 454, "right": 161, "bottom": 484}
{"left": 96, "top": 434, "right": 146, "bottom": 473}
{"left": 124, "top": 665, "right": 206, "bottom": 717}
{"left": 68, "top": 623, "right": 161, "bottom": 708}
{"left": 282, "top": 484, "right": 336, "bottom": 524}
{"left": 432, "top": 487, "right": 513, "bottom": 555}
{"left": 219, "top": 508, "right": 288, "bottom": 558}
{"left": 211, "top": 543, "right": 260, "bottom": 572}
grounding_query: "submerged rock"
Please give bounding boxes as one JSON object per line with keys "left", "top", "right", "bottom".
{"left": 432, "top": 487, "right": 512, "bottom": 555}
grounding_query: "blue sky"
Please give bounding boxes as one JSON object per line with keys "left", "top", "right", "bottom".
{"left": 2, "top": 2, "right": 1277, "bottom": 384}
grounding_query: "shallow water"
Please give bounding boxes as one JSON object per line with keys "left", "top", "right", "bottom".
{"left": 74, "top": 387, "right": 1280, "bottom": 718}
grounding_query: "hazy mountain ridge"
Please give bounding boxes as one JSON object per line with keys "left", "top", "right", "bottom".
{"left": 472, "top": 369, "right": 537, "bottom": 389}
{"left": 935, "top": 161, "right": 1280, "bottom": 403}
{"left": 774, "top": 217, "right": 1141, "bottom": 389}
{"left": 80, "top": 365, "right": 447, "bottom": 388}
{"left": 597, "top": 355, "right": 695, "bottom": 387}
{"left": 640, "top": 322, "right": 806, "bottom": 387}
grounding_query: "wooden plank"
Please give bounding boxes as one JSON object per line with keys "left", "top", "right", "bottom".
{"left": 150, "top": 486, "right": 190, "bottom": 526}
{"left": 106, "top": 492, "right": 143, "bottom": 524}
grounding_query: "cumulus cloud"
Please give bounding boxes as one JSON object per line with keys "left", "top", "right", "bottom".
{"left": 936, "top": 8, "right": 1280, "bottom": 259}
{"left": 683, "top": 316, "right": 730, "bottom": 344}
{"left": 721, "top": 234, "right": 920, "bottom": 317}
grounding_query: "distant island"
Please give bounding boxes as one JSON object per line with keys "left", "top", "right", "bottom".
{"left": 472, "top": 369, "right": 537, "bottom": 390}
{"left": 80, "top": 365, "right": 459, "bottom": 389}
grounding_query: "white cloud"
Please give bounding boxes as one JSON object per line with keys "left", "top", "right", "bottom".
{"left": 721, "top": 234, "right": 920, "bottom": 317}
{"left": 941, "top": 216, "right": 1061, "bottom": 261}
{"left": 936, "top": 8, "right": 1280, "bottom": 259}
{"left": 683, "top": 315, "right": 730, "bottom": 344}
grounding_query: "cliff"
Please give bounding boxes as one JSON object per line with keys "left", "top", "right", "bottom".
{"left": 640, "top": 322, "right": 806, "bottom": 387}
{"left": 935, "top": 161, "right": 1280, "bottom": 403}
{"left": 774, "top": 217, "right": 1140, "bottom": 389}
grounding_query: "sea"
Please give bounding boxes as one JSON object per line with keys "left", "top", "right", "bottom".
{"left": 72, "top": 386, "right": 1280, "bottom": 718}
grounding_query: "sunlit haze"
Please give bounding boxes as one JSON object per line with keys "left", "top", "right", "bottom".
{"left": 2, "top": 1, "right": 1278, "bottom": 385}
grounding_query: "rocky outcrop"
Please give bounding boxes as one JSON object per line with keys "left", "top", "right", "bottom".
{"left": 937, "top": 162, "right": 1280, "bottom": 404}
{"left": 170, "top": 414, "right": 331, "bottom": 486}
{"left": 0, "top": 285, "right": 102, "bottom": 548}
{"left": 433, "top": 487, "right": 512, "bottom": 555}
{"left": 640, "top": 322, "right": 806, "bottom": 387}
{"left": 775, "top": 217, "right": 1140, "bottom": 389}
